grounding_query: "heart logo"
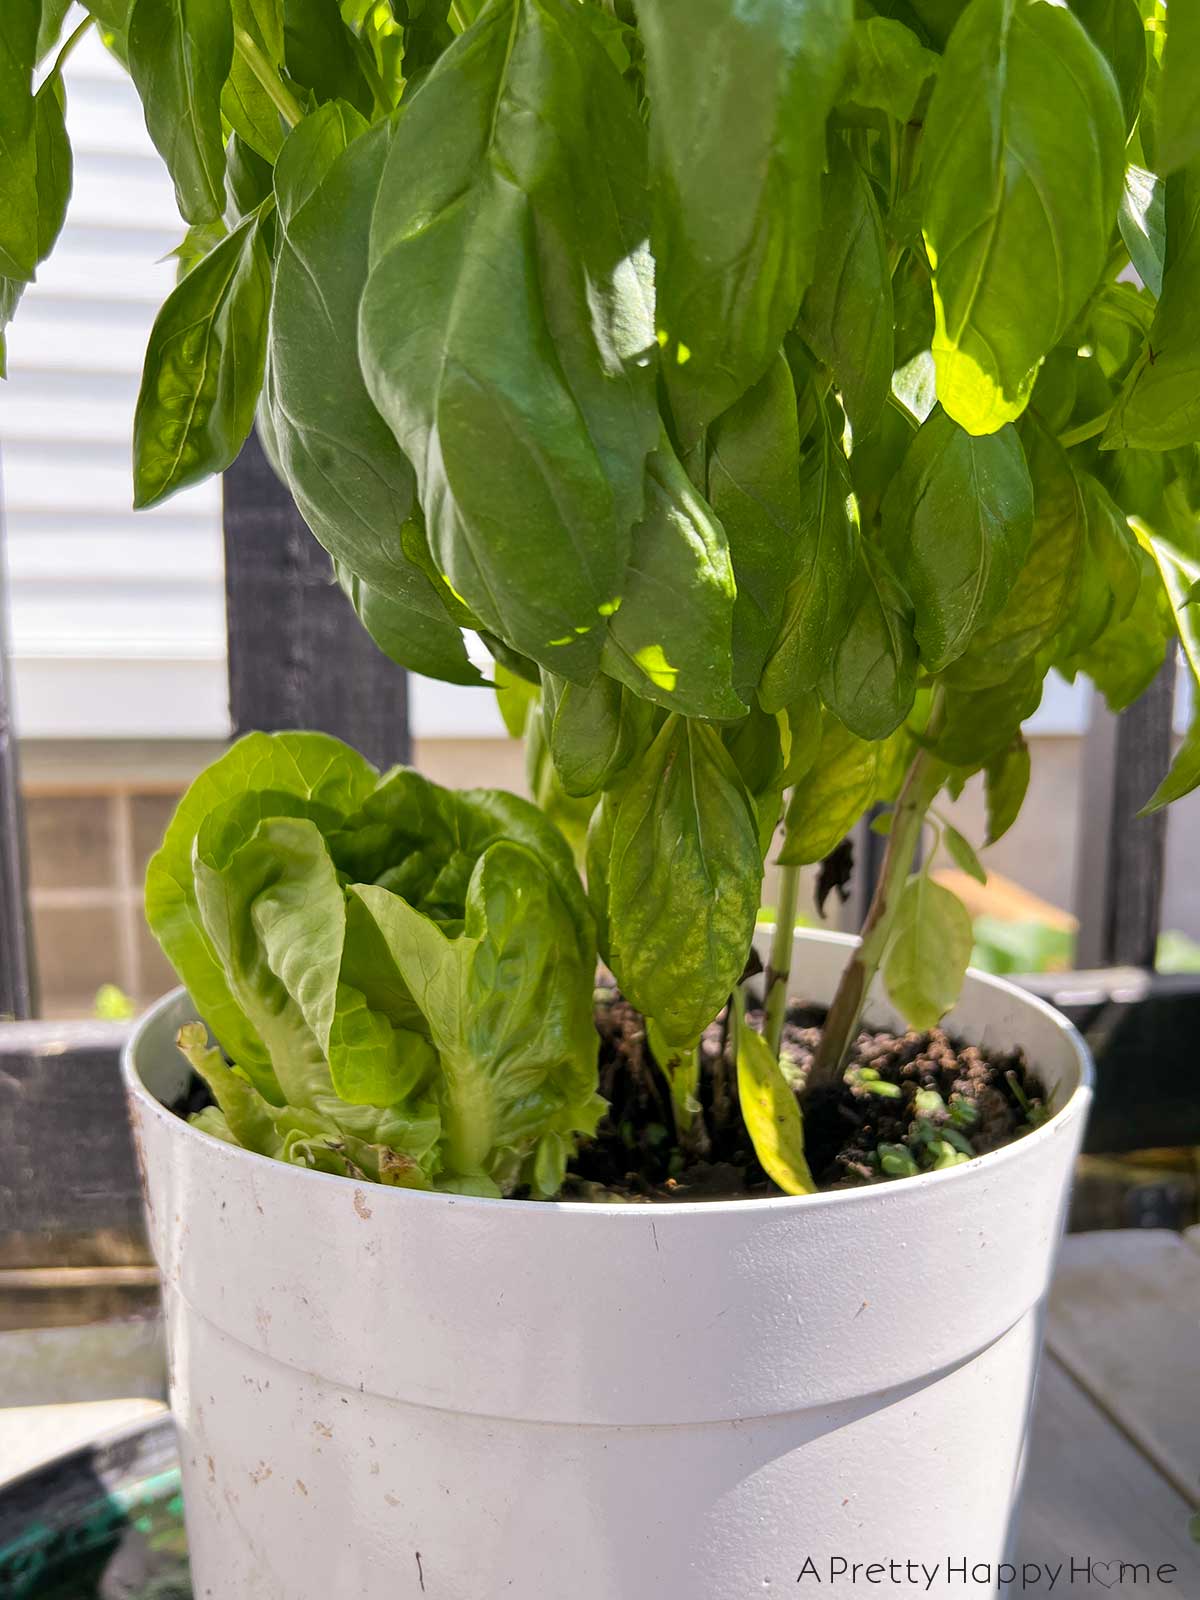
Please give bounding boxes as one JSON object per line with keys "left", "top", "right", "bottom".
{"left": 1090, "top": 1561, "right": 1119, "bottom": 1590}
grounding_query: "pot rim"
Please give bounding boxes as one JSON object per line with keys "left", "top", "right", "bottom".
{"left": 124, "top": 926, "right": 1093, "bottom": 1221}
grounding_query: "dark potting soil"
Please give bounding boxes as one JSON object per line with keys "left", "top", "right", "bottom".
{"left": 169, "top": 988, "right": 1047, "bottom": 1203}
{"left": 560, "top": 984, "right": 1048, "bottom": 1202}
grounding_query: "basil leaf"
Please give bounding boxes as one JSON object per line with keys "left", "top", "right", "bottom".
{"left": 922, "top": 0, "right": 1124, "bottom": 434}
{"left": 707, "top": 352, "right": 803, "bottom": 696}
{"left": 945, "top": 416, "right": 1085, "bottom": 690}
{"left": 1069, "top": 547, "right": 1171, "bottom": 711}
{"left": 0, "top": 0, "right": 39, "bottom": 283}
{"left": 1104, "top": 163, "right": 1200, "bottom": 450}
{"left": 1157, "top": 0, "right": 1200, "bottom": 176}
{"left": 883, "top": 873, "right": 973, "bottom": 1032}
{"left": 335, "top": 560, "right": 485, "bottom": 686}
{"left": 284, "top": 0, "right": 373, "bottom": 115}
{"left": 984, "top": 734, "right": 1030, "bottom": 845}
{"left": 798, "top": 136, "right": 893, "bottom": 439}
{"left": 1072, "top": 0, "right": 1147, "bottom": 136}
{"left": 821, "top": 542, "right": 917, "bottom": 741}
{"left": 778, "top": 713, "right": 878, "bottom": 867}
{"left": 606, "top": 717, "right": 762, "bottom": 1050}
{"left": 759, "top": 406, "right": 857, "bottom": 712}
{"left": 128, "top": 0, "right": 232, "bottom": 226}
{"left": 942, "top": 820, "right": 986, "bottom": 885}
{"left": 601, "top": 438, "right": 743, "bottom": 720}
{"left": 931, "top": 663, "right": 1043, "bottom": 770}
{"left": 37, "top": 0, "right": 74, "bottom": 59}
{"left": 223, "top": 0, "right": 287, "bottom": 161}
{"left": 840, "top": 16, "right": 937, "bottom": 124}
{"left": 881, "top": 408, "right": 1033, "bottom": 674}
{"left": 543, "top": 672, "right": 649, "bottom": 800}
{"left": 133, "top": 210, "right": 272, "bottom": 506}
{"left": 723, "top": 703, "right": 789, "bottom": 857}
{"left": 1133, "top": 517, "right": 1200, "bottom": 809}
{"left": 362, "top": 0, "right": 657, "bottom": 681}
{"left": 637, "top": 0, "right": 852, "bottom": 429}
{"left": 735, "top": 1018, "right": 815, "bottom": 1197}
{"left": 1119, "top": 165, "right": 1165, "bottom": 299}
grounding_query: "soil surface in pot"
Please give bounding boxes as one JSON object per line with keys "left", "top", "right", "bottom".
{"left": 167, "top": 985, "right": 1047, "bottom": 1204}
{"left": 560, "top": 982, "right": 1048, "bottom": 1202}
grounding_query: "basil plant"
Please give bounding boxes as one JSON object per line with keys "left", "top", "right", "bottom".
{"left": 6, "top": 0, "right": 1200, "bottom": 1193}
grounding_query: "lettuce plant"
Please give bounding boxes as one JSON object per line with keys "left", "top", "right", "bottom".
{"left": 145, "top": 731, "right": 603, "bottom": 1196}
{"left": 5, "top": 0, "right": 1200, "bottom": 1194}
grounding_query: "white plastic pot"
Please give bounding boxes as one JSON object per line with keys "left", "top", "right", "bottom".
{"left": 125, "top": 929, "right": 1091, "bottom": 1598}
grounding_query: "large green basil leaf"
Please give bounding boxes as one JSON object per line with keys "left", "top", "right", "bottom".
{"left": 285, "top": 0, "right": 374, "bottom": 114}
{"left": 223, "top": 0, "right": 286, "bottom": 161}
{"left": 601, "top": 438, "right": 743, "bottom": 720}
{"left": 0, "top": 0, "right": 39, "bottom": 283}
{"left": 883, "top": 873, "right": 973, "bottom": 1031}
{"left": 636, "top": 0, "right": 852, "bottom": 431}
{"left": 778, "top": 713, "right": 878, "bottom": 866}
{"left": 542, "top": 671, "right": 650, "bottom": 799}
{"left": 922, "top": 0, "right": 1124, "bottom": 434}
{"left": 707, "top": 353, "right": 803, "bottom": 696}
{"left": 839, "top": 15, "right": 937, "bottom": 124}
{"left": 145, "top": 731, "right": 380, "bottom": 1087}
{"left": 335, "top": 560, "right": 485, "bottom": 686}
{"left": 352, "top": 843, "right": 603, "bottom": 1197}
{"left": 798, "top": 137, "right": 893, "bottom": 439}
{"left": 268, "top": 113, "right": 482, "bottom": 680}
{"left": 943, "top": 416, "right": 1084, "bottom": 690}
{"left": 1157, "top": 0, "right": 1200, "bottom": 175}
{"left": 605, "top": 717, "right": 762, "bottom": 1050}
{"left": 1072, "top": 0, "right": 1147, "bottom": 136}
{"left": 1134, "top": 517, "right": 1200, "bottom": 809}
{"left": 1, "top": 45, "right": 72, "bottom": 377}
{"left": 133, "top": 211, "right": 272, "bottom": 507}
{"left": 128, "top": 0, "right": 232, "bottom": 226}
{"left": 1104, "top": 162, "right": 1200, "bottom": 451}
{"left": 880, "top": 407, "right": 1033, "bottom": 674}
{"left": 821, "top": 542, "right": 917, "bottom": 740}
{"left": 759, "top": 406, "right": 857, "bottom": 712}
{"left": 362, "top": 0, "right": 657, "bottom": 681}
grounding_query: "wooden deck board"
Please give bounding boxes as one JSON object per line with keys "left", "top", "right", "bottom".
{"left": 1044, "top": 1230, "right": 1200, "bottom": 1508}
{"left": 1018, "top": 1355, "right": 1197, "bottom": 1590}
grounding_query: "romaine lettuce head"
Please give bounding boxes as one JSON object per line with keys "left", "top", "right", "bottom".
{"left": 146, "top": 731, "right": 601, "bottom": 1197}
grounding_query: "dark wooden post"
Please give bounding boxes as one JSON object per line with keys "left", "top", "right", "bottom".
{"left": 0, "top": 464, "right": 37, "bottom": 1020}
{"left": 223, "top": 431, "right": 411, "bottom": 768}
{"left": 1073, "top": 660, "right": 1175, "bottom": 969}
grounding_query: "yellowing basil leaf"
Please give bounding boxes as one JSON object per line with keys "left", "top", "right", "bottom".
{"left": 883, "top": 873, "right": 973, "bottom": 1031}
{"left": 922, "top": 0, "right": 1124, "bottom": 434}
{"left": 362, "top": 0, "right": 657, "bottom": 682}
{"left": 133, "top": 211, "right": 271, "bottom": 507}
{"left": 128, "top": 0, "right": 232, "bottom": 225}
{"left": 606, "top": 718, "right": 762, "bottom": 1049}
{"left": 799, "top": 136, "right": 893, "bottom": 438}
{"left": 736, "top": 1018, "right": 816, "bottom": 1196}
{"left": 637, "top": 0, "right": 852, "bottom": 430}
{"left": 881, "top": 407, "right": 1034, "bottom": 674}
{"left": 778, "top": 713, "right": 878, "bottom": 866}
